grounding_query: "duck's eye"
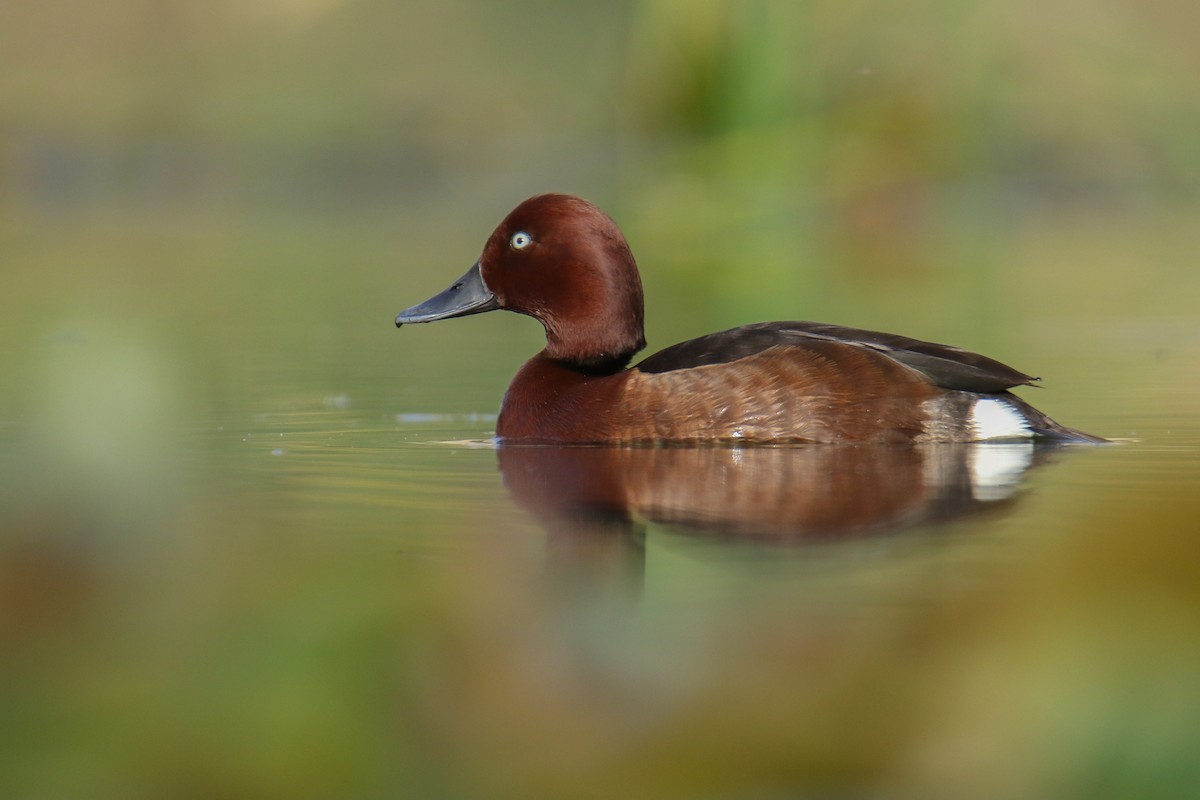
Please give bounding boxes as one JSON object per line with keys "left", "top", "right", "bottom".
{"left": 510, "top": 231, "right": 533, "bottom": 250}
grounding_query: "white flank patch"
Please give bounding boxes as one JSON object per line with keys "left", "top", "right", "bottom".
{"left": 970, "top": 398, "right": 1033, "bottom": 441}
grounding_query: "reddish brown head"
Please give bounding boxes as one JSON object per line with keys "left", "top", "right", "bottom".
{"left": 396, "top": 194, "right": 646, "bottom": 373}
{"left": 480, "top": 194, "right": 646, "bottom": 370}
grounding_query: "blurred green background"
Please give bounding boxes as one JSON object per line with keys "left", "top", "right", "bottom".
{"left": 2, "top": 0, "right": 1199, "bottom": 798}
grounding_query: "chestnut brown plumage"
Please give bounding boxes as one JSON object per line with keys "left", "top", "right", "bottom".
{"left": 396, "top": 194, "right": 1104, "bottom": 444}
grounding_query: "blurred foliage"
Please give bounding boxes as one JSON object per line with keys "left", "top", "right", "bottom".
{"left": 2, "top": 432, "right": 1199, "bottom": 798}
{"left": 2, "top": 0, "right": 1200, "bottom": 797}
{"left": 620, "top": 0, "right": 1200, "bottom": 327}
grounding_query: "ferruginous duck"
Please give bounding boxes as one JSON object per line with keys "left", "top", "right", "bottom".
{"left": 395, "top": 194, "right": 1104, "bottom": 444}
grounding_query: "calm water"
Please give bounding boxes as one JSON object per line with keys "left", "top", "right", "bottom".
{"left": 5, "top": 0, "right": 1200, "bottom": 792}
{"left": 3, "top": 307, "right": 1200, "bottom": 798}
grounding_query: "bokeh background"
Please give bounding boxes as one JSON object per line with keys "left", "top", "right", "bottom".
{"left": 2, "top": 1, "right": 1199, "bottom": 798}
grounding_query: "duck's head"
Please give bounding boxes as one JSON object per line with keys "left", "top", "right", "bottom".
{"left": 396, "top": 194, "right": 646, "bottom": 372}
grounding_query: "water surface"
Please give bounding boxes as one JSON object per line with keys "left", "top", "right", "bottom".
{"left": 3, "top": 241, "right": 1199, "bottom": 798}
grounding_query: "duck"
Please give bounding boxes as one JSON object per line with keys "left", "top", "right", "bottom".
{"left": 395, "top": 194, "right": 1104, "bottom": 444}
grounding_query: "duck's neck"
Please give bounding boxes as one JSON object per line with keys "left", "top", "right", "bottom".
{"left": 549, "top": 349, "right": 638, "bottom": 375}
{"left": 541, "top": 314, "right": 645, "bottom": 375}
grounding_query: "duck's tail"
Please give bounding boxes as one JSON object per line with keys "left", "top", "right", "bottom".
{"left": 1005, "top": 394, "right": 1109, "bottom": 444}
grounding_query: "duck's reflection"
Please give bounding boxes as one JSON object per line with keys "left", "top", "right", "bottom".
{"left": 499, "top": 443, "right": 1048, "bottom": 599}
{"left": 501, "top": 443, "right": 1043, "bottom": 541}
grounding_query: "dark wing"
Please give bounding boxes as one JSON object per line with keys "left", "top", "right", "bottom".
{"left": 633, "top": 321, "right": 1037, "bottom": 393}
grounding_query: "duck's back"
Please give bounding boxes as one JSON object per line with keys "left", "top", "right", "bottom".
{"left": 611, "top": 322, "right": 1099, "bottom": 444}
{"left": 635, "top": 322, "right": 1035, "bottom": 391}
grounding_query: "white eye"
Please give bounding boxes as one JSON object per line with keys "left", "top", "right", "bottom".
{"left": 510, "top": 231, "right": 532, "bottom": 250}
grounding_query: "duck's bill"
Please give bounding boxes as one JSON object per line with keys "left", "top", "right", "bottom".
{"left": 395, "top": 262, "right": 500, "bottom": 326}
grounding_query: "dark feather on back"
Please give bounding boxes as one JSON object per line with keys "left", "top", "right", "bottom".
{"left": 634, "top": 322, "right": 1037, "bottom": 393}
